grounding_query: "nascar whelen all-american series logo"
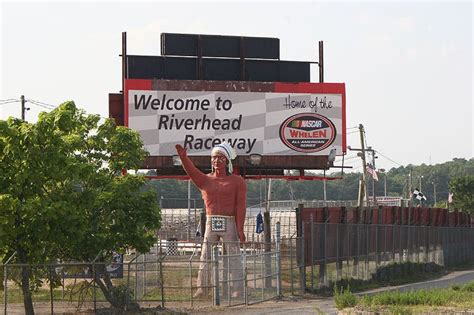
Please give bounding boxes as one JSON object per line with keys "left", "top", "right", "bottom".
{"left": 279, "top": 113, "right": 336, "bottom": 153}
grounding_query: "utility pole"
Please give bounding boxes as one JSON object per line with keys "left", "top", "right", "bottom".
{"left": 359, "top": 125, "right": 369, "bottom": 207}
{"left": 318, "top": 41, "right": 324, "bottom": 83}
{"left": 323, "top": 169, "right": 327, "bottom": 203}
{"left": 419, "top": 175, "right": 423, "bottom": 206}
{"left": 323, "top": 179, "right": 327, "bottom": 202}
{"left": 371, "top": 150, "right": 377, "bottom": 205}
{"left": 408, "top": 171, "right": 412, "bottom": 206}
{"left": 432, "top": 182, "right": 437, "bottom": 205}
{"left": 348, "top": 124, "right": 369, "bottom": 207}
{"left": 379, "top": 169, "right": 387, "bottom": 196}
{"left": 21, "top": 95, "right": 29, "bottom": 121}
{"left": 264, "top": 178, "right": 272, "bottom": 288}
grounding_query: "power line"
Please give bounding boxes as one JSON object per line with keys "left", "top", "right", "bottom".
{"left": 28, "top": 99, "right": 109, "bottom": 121}
{"left": 0, "top": 99, "right": 20, "bottom": 105}
{"left": 342, "top": 155, "right": 360, "bottom": 161}
{"left": 375, "top": 150, "right": 404, "bottom": 167}
{"left": 27, "top": 99, "right": 56, "bottom": 110}
{"left": 3, "top": 97, "right": 112, "bottom": 126}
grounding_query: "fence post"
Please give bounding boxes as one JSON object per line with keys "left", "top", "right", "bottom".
{"left": 200, "top": 210, "right": 207, "bottom": 238}
{"left": 3, "top": 264, "right": 7, "bottom": 315}
{"left": 319, "top": 207, "right": 327, "bottom": 287}
{"left": 213, "top": 246, "right": 220, "bottom": 306}
{"left": 391, "top": 220, "right": 395, "bottom": 262}
{"left": 336, "top": 224, "right": 340, "bottom": 280}
{"left": 296, "top": 204, "right": 303, "bottom": 238}
{"left": 243, "top": 243, "right": 248, "bottom": 305}
{"left": 310, "top": 214, "right": 314, "bottom": 292}
{"left": 353, "top": 208, "right": 360, "bottom": 278}
{"left": 289, "top": 235, "right": 294, "bottom": 295}
{"left": 189, "top": 259, "right": 193, "bottom": 308}
{"left": 49, "top": 266, "right": 54, "bottom": 315}
{"left": 276, "top": 222, "right": 282, "bottom": 298}
{"left": 143, "top": 254, "right": 147, "bottom": 298}
{"left": 365, "top": 224, "right": 370, "bottom": 280}
{"left": 222, "top": 244, "right": 229, "bottom": 300}
{"left": 92, "top": 262, "right": 97, "bottom": 312}
{"left": 159, "top": 256, "right": 165, "bottom": 307}
{"left": 299, "top": 223, "right": 306, "bottom": 295}
{"left": 264, "top": 211, "right": 272, "bottom": 288}
{"left": 375, "top": 208, "right": 380, "bottom": 266}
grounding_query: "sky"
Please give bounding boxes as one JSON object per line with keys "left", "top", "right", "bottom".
{"left": 0, "top": 1, "right": 472, "bottom": 173}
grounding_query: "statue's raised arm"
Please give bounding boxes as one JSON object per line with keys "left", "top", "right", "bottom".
{"left": 175, "top": 144, "right": 207, "bottom": 190}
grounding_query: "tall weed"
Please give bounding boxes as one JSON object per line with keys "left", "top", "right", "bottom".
{"left": 334, "top": 284, "right": 357, "bottom": 310}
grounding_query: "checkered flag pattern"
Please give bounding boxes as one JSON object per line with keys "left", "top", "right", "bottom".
{"left": 128, "top": 90, "right": 343, "bottom": 156}
{"left": 166, "top": 238, "right": 179, "bottom": 256}
{"left": 412, "top": 188, "right": 427, "bottom": 201}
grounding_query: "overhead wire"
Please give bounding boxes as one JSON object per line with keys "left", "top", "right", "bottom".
{"left": 375, "top": 150, "right": 404, "bottom": 167}
{"left": 356, "top": 126, "right": 404, "bottom": 169}
{"left": 27, "top": 99, "right": 56, "bottom": 110}
{"left": 27, "top": 99, "right": 56, "bottom": 109}
{"left": 0, "top": 99, "right": 20, "bottom": 105}
{"left": 343, "top": 155, "right": 359, "bottom": 161}
{"left": 27, "top": 99, "right": 109, "bottom": 121}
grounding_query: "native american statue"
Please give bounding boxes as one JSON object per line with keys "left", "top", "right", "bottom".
{"left": 175, "top": 143, "right": 246, "bottom": 298}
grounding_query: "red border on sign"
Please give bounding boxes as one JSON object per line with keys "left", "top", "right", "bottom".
{"left": 124, "top": 80, "right": 347, "bottom": 153}
{"left": 124, "top": 79, "right": 153, "bottom": 127}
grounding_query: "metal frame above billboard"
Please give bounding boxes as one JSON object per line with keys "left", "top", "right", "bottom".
{"left": 123, "top": 79, "right": 346, "bottom": 173}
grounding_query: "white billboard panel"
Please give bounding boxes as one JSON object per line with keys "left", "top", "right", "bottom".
{"left": 128, "top": 89, "right": 345, "bottom": 156}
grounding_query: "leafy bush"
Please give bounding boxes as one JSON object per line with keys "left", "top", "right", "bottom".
{"left": 109, "top": 284, "right": 139, "bottom": 310}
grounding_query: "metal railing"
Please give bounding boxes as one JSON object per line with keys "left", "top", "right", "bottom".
{"left": 2, "top": 222, "right": 473, "bottom": 313}
{"left": 158, "top": 198, "right": 358, "bottom": 241}
{"left": 298, "top": 222, "right": 474, "bottom": 292}
{"left": 0, "top": 224, "right": 285, "bottom": 314}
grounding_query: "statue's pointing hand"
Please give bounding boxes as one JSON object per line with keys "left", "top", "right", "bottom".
{"left": 175, "top": 144, "right": 187, "bottom": 157}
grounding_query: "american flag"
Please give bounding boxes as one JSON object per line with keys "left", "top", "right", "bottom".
{"left": 448, "top": 192, "right": 453, "bottom": 203}
{"left": 366, "top": 163, "right": 379, "bottom": 181}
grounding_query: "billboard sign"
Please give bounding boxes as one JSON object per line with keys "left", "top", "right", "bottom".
{"left": 59, "top": 252, "right": 124, "bottom": 279}
{"left": 125, "top": 80, "right": 346, "bottom": 157}
{"left": 373, "top": 196, "right": 403, "bottom": 207}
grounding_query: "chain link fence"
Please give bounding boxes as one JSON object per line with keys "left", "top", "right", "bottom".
{"left": 158, "top": 198, "right": 357, "bottom": 242}
{"left": 2, "top": 213, "right": 473, "bottom": 313}
{"left": 1, "top": 224, "right": 288, "bottom": 314}
{"left": 297, "top": 223, "right": 474, "bottom": 292}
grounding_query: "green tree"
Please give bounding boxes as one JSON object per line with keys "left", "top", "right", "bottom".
{"left": 0, "top": 101, "right": 161, "bottom": 313}
{"left": 449, "top": 175, "right": 474, "bottom": 213}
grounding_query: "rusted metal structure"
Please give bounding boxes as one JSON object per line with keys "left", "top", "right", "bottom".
{"left": 109, "top": 32, "right": 346, "bottom": 179}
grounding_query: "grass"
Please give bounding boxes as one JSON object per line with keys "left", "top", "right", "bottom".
{"left": 1, "top": 278, "right": 131, "bottom": 304}
{"left": 338, "top": 281, "right": 474, "bottom": 313}
{"left": 3, "top": 258, "right": 473, "bottom": 312}
{"left": 336, "top": 281, "right": 474, "bottom": 312}
{"left": 334, "top": 285, "right": 356, "bottom": 310}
